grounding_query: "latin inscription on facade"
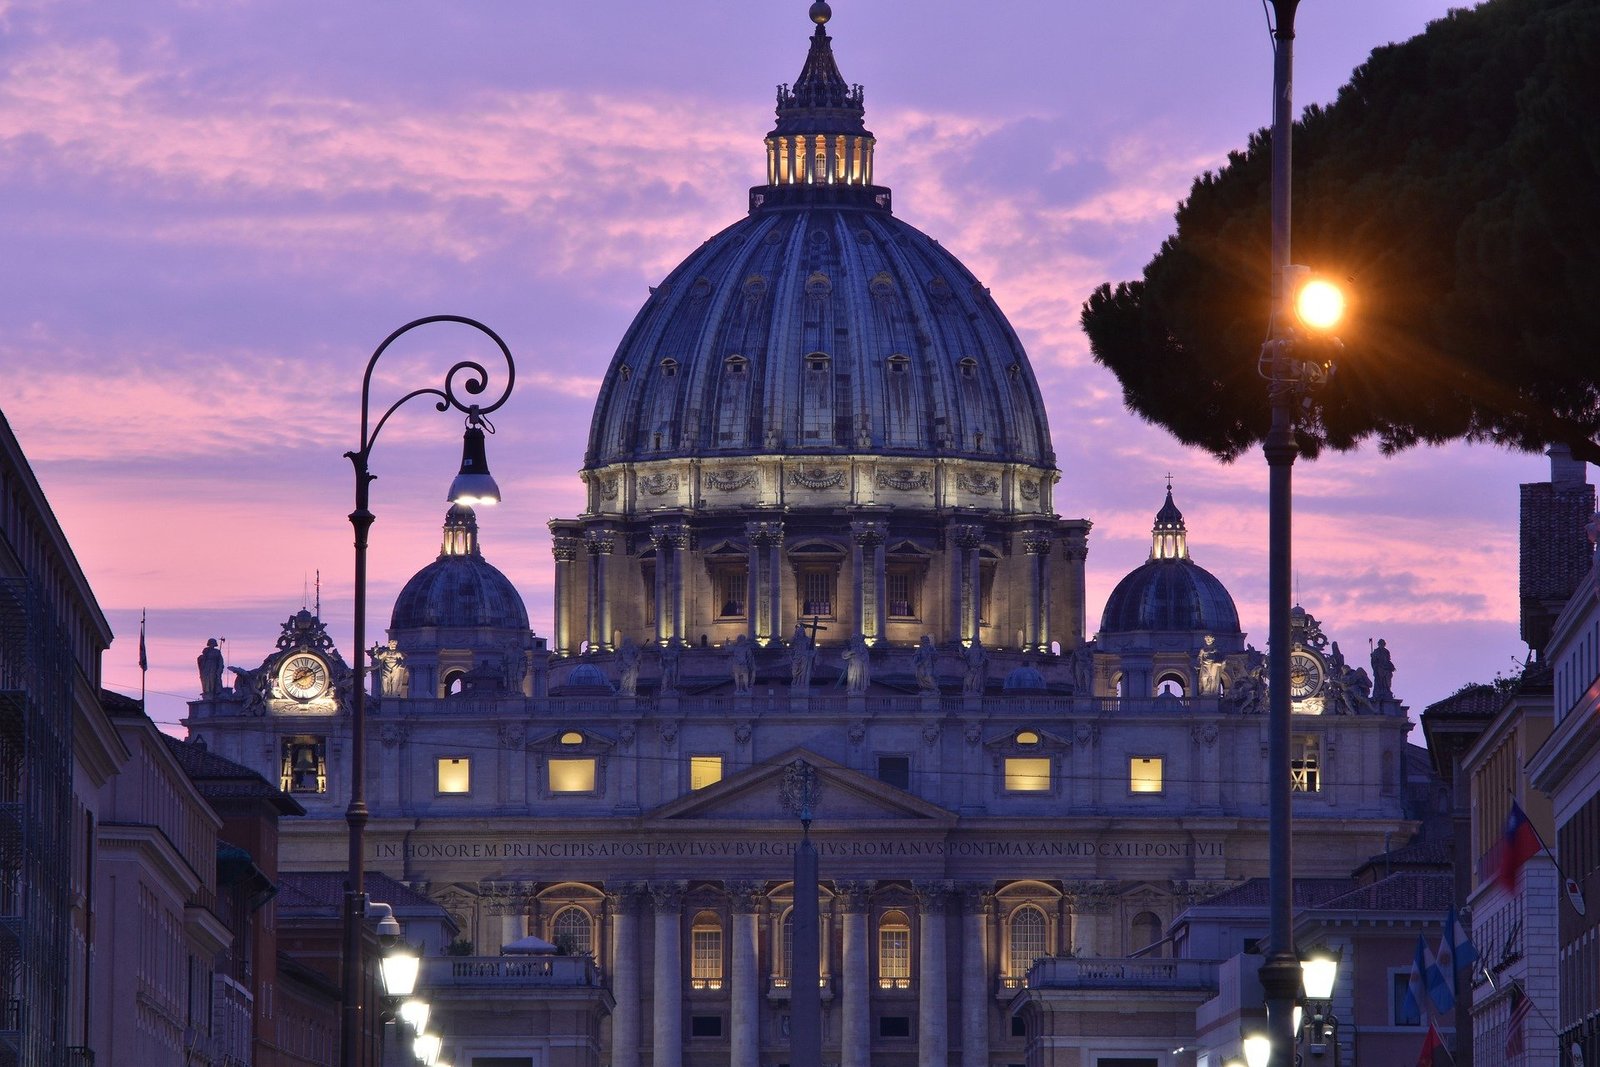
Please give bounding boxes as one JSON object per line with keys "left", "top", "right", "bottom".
{"left": 374, "top": 837, "right": 1224, "bottom": 862}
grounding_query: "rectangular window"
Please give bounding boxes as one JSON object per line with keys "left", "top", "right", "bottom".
{"left": 690, "top": 756, "right": 723, "bottom": 790}
{"left": 879, "top": 927, "right": 910, "bottom": 985}
{"left": 1129, "top": 757, "right": 1164, "bottom": 794}
{"left": 691, "top": 927, "right": 723, "bottom": 989}
{"left": 879, "top": 1016, "right": 912, "bottom": 1038}
{"left": 1004, "top": 757, "right": 1051, "bottom": 793}
{"left": 800, "top": 568, "right": 836, "bottom": 617}
{"left": 877, "top": 755, "right": 911, "bottom": 791}
{"left": 1292, "top": 735, "right": 1321, "bottom": 793}
{"left": 716, "top": 567, "right": 747, "bottom": 618}
{"left": 1392, "top": 970, "right": 1421, "bottom": 1025}
{"left": 887, "top": 570, "right": 918, "bottom": 618}
{"left": 690, "top": 1016, "right": 723, "bottom": 1038}
{"left": 549, "top": 758, "right": 597, "bottom": 794}
{"left": 436, "top": 757, "right": 471, "bottom": 795}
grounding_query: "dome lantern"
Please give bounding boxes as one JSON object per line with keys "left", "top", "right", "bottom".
{"left": 1151, "top": 481, "right": 1188, "bottom": 561}
{"left": 763, "top": 4, "right": 877, "bottom": 194}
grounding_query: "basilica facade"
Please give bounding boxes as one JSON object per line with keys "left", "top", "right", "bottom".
{"left": 184, "top": 6, "right": 1421, "bottom": 1066}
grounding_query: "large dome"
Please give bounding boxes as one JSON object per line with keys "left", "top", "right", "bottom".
{"left": 583, "top": 10, "right": 1053, "bottom": 473}
{"left": 1098, "top": 488, "right": 1241, "bottom": 636}
{"left": 390, "top": 506, "right": 528, "bottom": 632}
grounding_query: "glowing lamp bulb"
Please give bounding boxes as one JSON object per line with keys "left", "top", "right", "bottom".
{"left": 1295, "top": 278, "right": 1345, "bottom": 331}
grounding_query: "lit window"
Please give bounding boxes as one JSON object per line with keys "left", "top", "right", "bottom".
{"left": 691, "top": 912, "right": 724, "bottom": 990}
{"left": 559, "top": 730, "right": 584, "bottom": 746}
{"left": 887, "top": 570, "right": 919, "bottom": 618}
{"left": 1015, "top": 730, "right": 1040, "bottom": 746}
{"left": 1129, "top": 757, "right": 1164, "bottom": 794}
{"left": 549, "top": 758, "right": 597, "bottom": 793}
{"left": 551, "top": 907, "right": 593, "bottom": 957}
{"left": 716, "top": 566, "right": 748, "bottom": 618}
{"left": 878, "top": 911, "right": 911, "bottom": 989}
{"left": 436, "top": 757, "right": 471, "bottom": 795}
{"left": 800, "top": 568, "right": 836, "bottom": 617}
{"left": 280, "top": 737, "right": 326, "bottom": 794}
{"left": 691, "top": 756, "right": 723, "bottom": 790}
{"left": 1292, "top": 736, "right": 1321, "bottom": 793}
{"left": 1003, "top": 757, "right": 1051, "bottom": 792}
{"left": 1008, "top": 906, "right": 1047, "bottom": 980}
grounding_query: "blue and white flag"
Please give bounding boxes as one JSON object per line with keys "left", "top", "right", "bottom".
{"left": 1402, "top": 934, "right": 1433, "bottom": 1024}
{"left": 1437, "top": 906, "right": 1478, "bottom": 1003}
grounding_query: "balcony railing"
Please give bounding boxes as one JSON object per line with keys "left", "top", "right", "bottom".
{"left": 422, "top": 955, "right": 600, "bottom": 988}
{"left": 1022, "top": 957, "right": 1220, "bottom": 991}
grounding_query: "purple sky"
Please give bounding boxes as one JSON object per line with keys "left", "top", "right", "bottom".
{"left": 1, "top": 0, "right": 1546, "bottom": 733}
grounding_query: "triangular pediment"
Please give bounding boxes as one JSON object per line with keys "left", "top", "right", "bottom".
{"left": 645, "top": 747, "right": 957, "bottom": 825}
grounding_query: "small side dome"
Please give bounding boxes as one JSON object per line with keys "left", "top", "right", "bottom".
{"left": 1003, "top": 663, "right": 1047, "bottom": 692}
{"left": 390, "top": 507, "right": 529, "bottom": 631}
{"left": 1099, "top": 485, "right": 1241, "bottom": 636}
{"left": 566, "top": 664, "right": 612, "bottom": 690}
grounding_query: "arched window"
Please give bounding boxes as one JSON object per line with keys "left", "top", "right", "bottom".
{"left": 1131, "top": 911, "right": 1162, "bottom": 952}
{"left": 878, "top": 910, "right": 911, "bottom": 989}
{"left": 1008, "top": 906, "right": 1047, "bottom": 979}
{"left": 779, "top": 908, "right": 793, "bottom": 979}
{"left": 691, "top": 910, "right": 724, "bottom": 990}
{"left": 551, "top": 906, "right": 593, "bottom": 957}
{"left": 1155, "top": 673, "right": 1187, "bottom": 697}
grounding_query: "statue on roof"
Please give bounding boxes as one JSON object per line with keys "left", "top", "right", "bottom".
{"left": 617, "top": 637, "right": 642, "bottom": 697}
{"left": 1371, "top": 638, "right": 1396, "bottom": 700}
{"left": 842, "top": 633, "right": 871, "bottom": 694}
{"left": 197, "top": 638, "right": 225, "bottom": 698}
{"left": 369, "top": 639, "right": 408, "bottom": 698}
{"left": 730, "top": 634, "right": 756, "bottom": 694}
{"left": 913, "top": 635, "right": 939, "bottom": 693}
{"left": 1196, "top": 634, "right": 1226, "bottom": 696}
{"left": 963, "top": 638, "right": 988, "bottom": 695}
{"left": 790, "top": 624, "right": 817, "bottom": 688}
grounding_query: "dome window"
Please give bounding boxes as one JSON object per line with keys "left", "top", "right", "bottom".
{"left": 806, "top": 352, "right": 830, "bottom": 373}
{"left": 559, "top": 730, "right": 585, "bottom": 746}
{"left": 659, "top": 358, "right": 679, "bottom": 377}
{"left": 619, "top": 365, "right": 632, "bottom": 382}
{"left": 725, "top": 354, "right": 748, "bottom": 374}
{"left": 959, "top": 357, "right": 978, "bottom": 379}
{"left": 887, "top": 353, "right": 910, "bottom": 375}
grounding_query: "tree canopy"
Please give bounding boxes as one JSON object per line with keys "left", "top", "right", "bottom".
{"left": 1081, "top": 0, "right": 1600, "bottom": 463}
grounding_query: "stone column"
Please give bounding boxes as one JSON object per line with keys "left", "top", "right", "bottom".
{"left": 745, "top": 534, "right": 761, "bottom": 645}
{"left": 729, "top": 883, "right": 763, "bottom": 1067}
{"left": 551, "top": 533, "right": 581, "bottom": 656}
{"left": 1023, "top": 532, "right": 1052, "bottom": 652}
{"left": 746, "top": 520, "right": 782, "bottom": 645}
{"left": 767, "top": 524, "right": 785, "bottom": 639}
{"left": 951, "top": 525, "right": 984, "bottom": 646}
{"left": 850, "top": 519, "right": 886, "bottom": 645}
{"left": 874, "top": 538, "right": 888, "bottom": 640}
{"left": 670, "top": 526, "right": 690, "bottom": 645}
{"left": 651, "top": 524, "right": 671, "bottom": 647}
{"left": 915, "top": 882, "right": 950, "bottom": 1067}
{"left": 586, "top": 529, "right": 616, "bottom": 652}
{"left": 836, "top": 881, "right": 873, "bottom": 1067}
{"left": 650, "top": 882, "right": 686, "bottom": 1067}
{"left": 959, "top": 885, "right": 991, "bottom": 1067}
{"left": 608, "top": 886, "right": 643, "bottom": 1067}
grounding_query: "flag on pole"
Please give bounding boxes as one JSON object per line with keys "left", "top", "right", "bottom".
{"left": 1417, "top": 1018, "right": 1453, "bottom": 1066}
{"left": 1496, "top": 799, "right": 1544, "bottom": 891}
{"left": 138, "top": 609, "right": 148, "bottom": 672}
{"left": 1426, "top": 940, "right": 1456, "bottom": 1014}
{"left": 1437, "top": 906, "right": 1479, "bottom": 1005}
{"left": 1505, "top": 989, "right": 1534, "bottom": 1058}
{"left": 1402, "top": 934, "right": 1433, "bottom": 1024}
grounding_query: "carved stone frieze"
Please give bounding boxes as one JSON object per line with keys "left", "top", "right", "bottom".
{"left": 956, "top": 471, "right": 999, "bottom": 495}
{"left": 876, "top": 468, "right": 930, "bottom": 492}
{"left": 379, "top": 723, "right": 409, "bottom": 748}
{"left": 734, "top": 721, "right": 753, "bottom": 744}
{"left": 1019, "top": 479, "right": 1040, "bottom": 501}
{"left": 639, "top": 472, "right": 681, "bottom": 496}
{"left": 834, "top": 880, "right": 873, "bottom": 911}
{"left": 912, "top": 881, "right": 952, "bottom": 911}
{"left": 846, "top": 720, "right": 866, "bottom": 746}
{"left": 595, "top": 475, "right": 619, "bottom": 500}
{"left": 705, "top": 467, "right": 757, "bottom": 492}
{"left": 649, "top": 882, "right": 686, "bottom": 911}
{"left": 789, "top": 466, "right": 846, "bottom": 491}
{"left": 727, "top": 880, "right": 766, "bottom": 913}
{"left": 497, "top": 723, "right": 526, "bottom": 749}
{"left": 1191, "top": 723, "right": 1218, "bottom": 749}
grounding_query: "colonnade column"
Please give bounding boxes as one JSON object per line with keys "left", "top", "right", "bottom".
{"left": 585, "top": 528, "right": 615, "bottom": 652}
{"left": 746, "top": 520, "right": 783, "bottom": 645}
{"left": 1023, "top": 531, "right": 1052, "bottom": 652}
{"left": 915, "top": 882, "right": 949, "bottom": 1067}
{"left": 608, "top": 885, "right": 642, "bottom": 1067}
{"left": 650, "top": 882, "right": 685, "bottom": 1067}
{"left": 729, "top": 882, "right": 763, "bottom": 1067}
{"left": 650, "top": 524, "right": 671, "bottom": 646}
{"left": 670, "top": 525, "right": 690, "bottom": 645}
{"left": 850, "top": 519, "right": 886, "bottom": 645}
{"left": 959, "top": 885, "right": 991, "bottom": 1067}
{"left": 837, "top": 881, "right": 872, "bottom": 1067}
{"left": 551, "top": 533, "right": 580, "bottom": 656}
{"left": 950, "top": 525, "right": 984, "bottom": 645}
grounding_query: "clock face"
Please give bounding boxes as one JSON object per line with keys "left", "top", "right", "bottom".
{"left": 1288, "top": 649, "right": 1326, "bottom": 700}
{"left": 278, "top": 653, "right": 330, "bottom": 702}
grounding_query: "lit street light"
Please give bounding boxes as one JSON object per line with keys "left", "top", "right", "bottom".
{"left": 340, "top": 315, "right": 515, "bottom": 1066}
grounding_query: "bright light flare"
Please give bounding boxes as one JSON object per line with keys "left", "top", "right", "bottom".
{"left": 1294, "top": 278, "right": 1345, "bottom": 331}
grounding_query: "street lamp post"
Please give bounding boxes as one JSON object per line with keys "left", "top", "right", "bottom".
{"left": 340, "top": 315, "right": 514, "bottom": 1067}
{"left": 1261, "top": 3, "right": 1304, "bottom": 1065}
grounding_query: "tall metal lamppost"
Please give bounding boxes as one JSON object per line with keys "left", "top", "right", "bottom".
{"left": 1259, "top": 4, "right": 1346, "bottom": 1066}
{"left": 341, "top": 315, "right": 515, "bottom": 1067}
